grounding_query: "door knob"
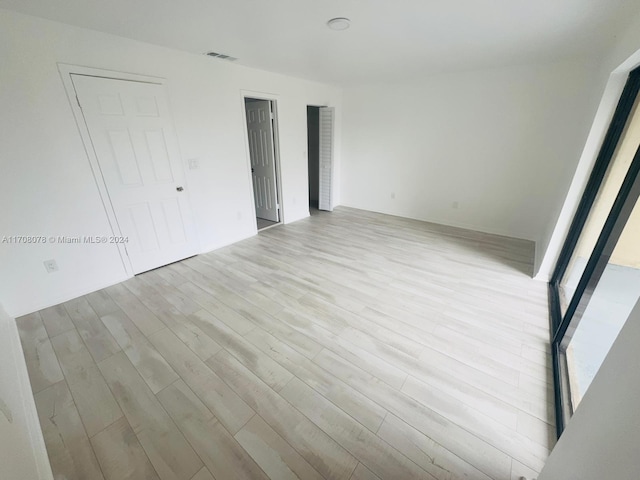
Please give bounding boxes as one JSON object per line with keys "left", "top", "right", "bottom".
{"left": 176, "top": 186, "right": 184, "bottom": 192}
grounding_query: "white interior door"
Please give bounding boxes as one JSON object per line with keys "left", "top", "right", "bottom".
{"left": 318, "top": 107, "right": 335, "bottom": 212}
{"left": 246, "top": 100, "right": 279, "bottom": 222}
{"left": 72, "top": 74, "right": 198, "bottom": 274}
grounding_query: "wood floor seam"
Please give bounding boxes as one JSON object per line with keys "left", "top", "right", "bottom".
{"left": 17, "top": 207, "right": 552, "bottom": 480}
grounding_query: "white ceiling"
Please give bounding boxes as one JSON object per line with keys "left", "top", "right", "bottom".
{"left": 2, "top": 0, "right": 638, "bottom": 85}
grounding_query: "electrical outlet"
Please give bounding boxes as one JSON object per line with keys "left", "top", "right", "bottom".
{"left": 391, "top": 192, "right": 396, "bottom": 199}
{"left": 43, "top": 259, "right": 59, "bottom": 273}
{"left": 452, "top": 201, "right": 459, "bottom": 209}
{"left": 188, "top": 158, "right": 200, "bottom": 170}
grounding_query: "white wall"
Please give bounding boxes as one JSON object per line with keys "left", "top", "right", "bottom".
{"left": 0, "top": 10, "right": 342, "bottom": 317}
{"left": 535, "top": 12, "right": 640, "bottom": 474}
{"left": 0, "top": 305, "right": 53, "bottom": 480}
{"left": 535, "top": 9, "right": 640, "bottom": 279}
{"left": 340, "top": 60, "right": 601, "bottom": 243}
{"left": 537, "top": 297, "right": 640, "bottom": 479}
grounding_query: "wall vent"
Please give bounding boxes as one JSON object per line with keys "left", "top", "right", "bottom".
{"left": 205, "top": 51, "right": 238, "bottom": 62}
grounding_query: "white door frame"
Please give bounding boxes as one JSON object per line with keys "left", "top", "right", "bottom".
{"left": 306, "top": 104, "right": 330, "bottom": 212}
{"left": 240, "top": 90, "right": 284, "bottom": 228}
{"left": 57, "top": 63, "right": 190, "bottom": 277}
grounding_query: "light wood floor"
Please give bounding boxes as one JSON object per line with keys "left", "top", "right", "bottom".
{"left": 257, "top": 217, "right": 279, "bottom": 230}
{"left": 18, "top": 206, "right": 554, "bottom": 480}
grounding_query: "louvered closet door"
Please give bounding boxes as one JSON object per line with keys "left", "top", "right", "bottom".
{"left": 72, "top": 74, "right": 199, "bottom": 274}
{"left": 318, "top": 107, "right": 335, "bottom": 212}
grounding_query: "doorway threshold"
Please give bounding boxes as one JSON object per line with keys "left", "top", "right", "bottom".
{"left": 257, "top": 217, "right": 280, "bottom": 231}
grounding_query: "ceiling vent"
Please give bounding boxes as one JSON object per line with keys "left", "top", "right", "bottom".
{"left": 205, "top": 51, "right": 238, "bottom": 62}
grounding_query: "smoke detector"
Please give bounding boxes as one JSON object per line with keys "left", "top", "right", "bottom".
{"left": 327, "top": 17, "right": 351, "bottom": 31}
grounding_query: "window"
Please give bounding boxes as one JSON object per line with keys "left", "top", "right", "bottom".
{"left": 549, "top": 67, "right": 640, "bottom": 436}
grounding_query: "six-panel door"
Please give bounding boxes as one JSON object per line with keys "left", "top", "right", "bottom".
{"left": 245, "top": 100, "right": 279, "bottom": 222}
{"left": 72, "top": 74, "right": 198, "bottom": 274}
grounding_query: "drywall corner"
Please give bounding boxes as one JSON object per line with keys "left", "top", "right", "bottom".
{"left": 0, "top": 305, "right": 53, "bottom": 480}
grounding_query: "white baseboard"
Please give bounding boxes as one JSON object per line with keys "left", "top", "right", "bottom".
{"left": 8, "top": 274, "right": 130, "bottom": 318}
{"left": 199, "top": 231, "right": 257, "bottom": 256}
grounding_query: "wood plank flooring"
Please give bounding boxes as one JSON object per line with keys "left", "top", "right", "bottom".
{"left": 17, "top": 206, "right": 554, "bottom": 480}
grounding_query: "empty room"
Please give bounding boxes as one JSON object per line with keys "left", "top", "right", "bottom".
{"left": 2, "top": 2, "right": 640, "bottom": 480}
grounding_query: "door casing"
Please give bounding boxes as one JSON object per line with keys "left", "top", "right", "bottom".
{"left": 58, "top": 63, "right": 197, "bottom": 276}
{"left": 240, "top": 90, "right": 284, "bottom": 228}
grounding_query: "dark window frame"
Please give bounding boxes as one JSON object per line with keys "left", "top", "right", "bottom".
{"left": 549, "top": 67, "right": 640, "bottom": 438}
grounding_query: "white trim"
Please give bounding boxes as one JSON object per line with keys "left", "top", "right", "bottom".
{"left": 270, "top": 100, "right": 285, "bottom": 223}
{"left": 239, "top": 90, "right": 285, "bottom": 227}
{"left": 6, "top": 274, "right": 128, "bottom": 318}
{"left": 58, "top": 63, "right": 166, "bottom": 85}
{"left": 57, "top": 64, "right": 168, "bottom": 277}
{"left": 339, "top": 203, "right": 535, "bottom": 242}
{"left": 57, "top": 64, "right": 201, "bottom": 277}
{"left": 305, "top": 103, "right": 330, "bottom": 216}
{"left": 199, "top": 231, "right": 258, "bottom": 256}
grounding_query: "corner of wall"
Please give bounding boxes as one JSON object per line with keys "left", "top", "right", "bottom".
{"left": 0, "top": 305, "right": 54, "bottom": 480}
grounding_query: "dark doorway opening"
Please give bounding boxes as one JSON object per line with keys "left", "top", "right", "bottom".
{"left": 307, "top": 106, "right": 320, "bottom": 210}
